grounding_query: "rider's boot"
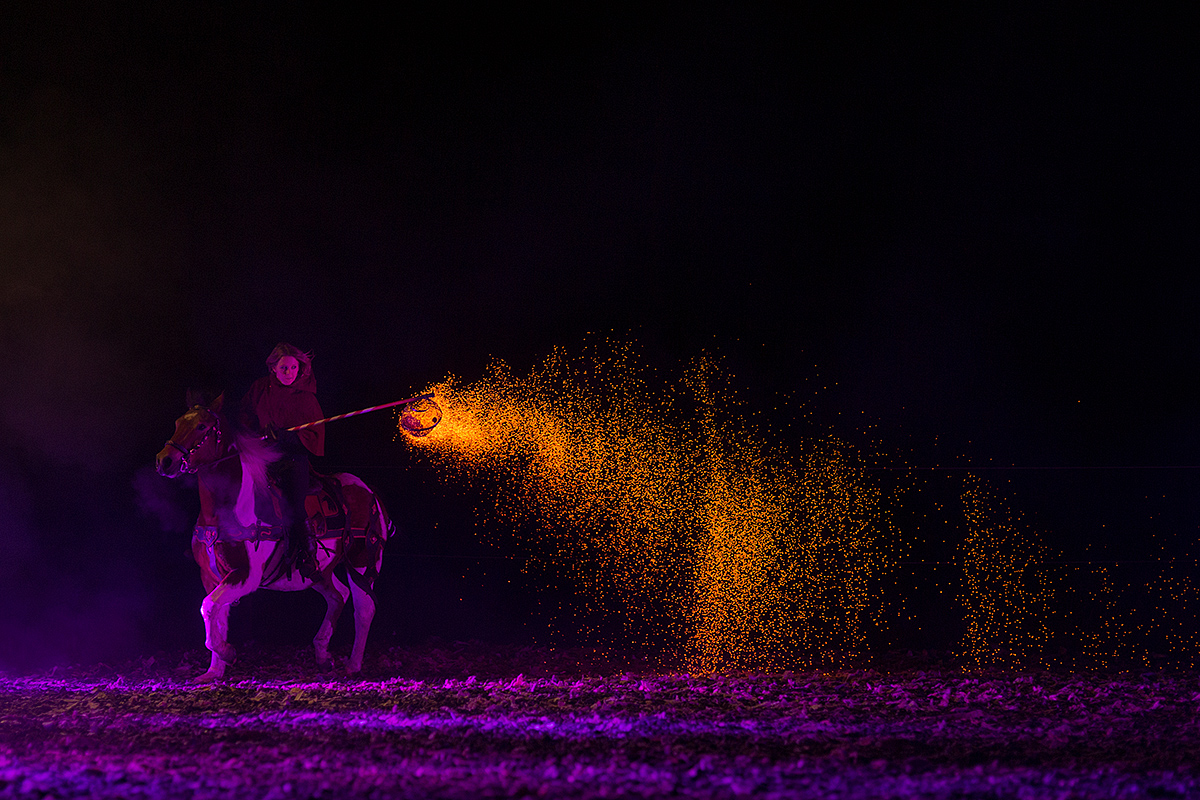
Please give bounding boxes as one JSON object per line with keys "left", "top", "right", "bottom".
{"left": 291, "top": 523, "right": 320, "bottom": 581}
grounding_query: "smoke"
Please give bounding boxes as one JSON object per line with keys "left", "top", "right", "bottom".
{"left": 0, "top": 454, "right": 157, "bottom": 671}
{"left": 133, "top": 464, "right": 197, "bottom": 535}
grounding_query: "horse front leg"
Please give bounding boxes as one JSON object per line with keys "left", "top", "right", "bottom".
{"left": 310, "top": 574, "right": 349, "bottom": 671}
{"left": 193, "top": 590, "right": 235, "bottom": 683}
{"left": 195, "top": 541, "right": 271, "bottom": 682}
{"left": 196, "top": 600, "right": 233, "bottom": 683}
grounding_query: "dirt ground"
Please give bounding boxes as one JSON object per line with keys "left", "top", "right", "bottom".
{"left": 2, "top": 642, "right": 1197, "bottom": 798}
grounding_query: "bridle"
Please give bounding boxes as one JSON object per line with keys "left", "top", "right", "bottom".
{"left": 164, "top": 405, "right": 223, "bottom": 474}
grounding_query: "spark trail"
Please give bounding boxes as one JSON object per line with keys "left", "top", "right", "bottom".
{"left": 391, "top": 338, "right": 1200, "bottom": 670}
{"left": 400, "top": 340, "right": 891, "bottom": 671}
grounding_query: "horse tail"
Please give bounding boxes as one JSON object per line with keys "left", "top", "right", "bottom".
{"left": 374, "top": 489, "right": 395, "bottom": 543}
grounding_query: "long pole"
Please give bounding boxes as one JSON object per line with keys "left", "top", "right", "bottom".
{"left": 285, "top": 392, "right": 435, "bottom": 431}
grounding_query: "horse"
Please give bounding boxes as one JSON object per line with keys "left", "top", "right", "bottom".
{"left": 155, "top": 390, "right": 393, "bottom": 682}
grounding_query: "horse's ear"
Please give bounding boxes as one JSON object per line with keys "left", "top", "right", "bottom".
{"left": 185, "top": 388, "right": 224, "bottom": 410}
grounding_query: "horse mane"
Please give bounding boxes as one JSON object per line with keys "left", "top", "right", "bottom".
{"left": 199, "top": 395, "right": 280, "bottom": 528}
{"left": 209, "top": 394, "right": 278, "bottom": 497}
{"left": 233, "top": 429, "right": 280, "bottom": 496}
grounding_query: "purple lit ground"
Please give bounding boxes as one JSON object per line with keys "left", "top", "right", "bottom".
{"left": 2, "top": 643, "right": 1198, "bottom": 799}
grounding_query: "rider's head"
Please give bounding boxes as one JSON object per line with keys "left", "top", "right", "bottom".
{"left": 266, "top": 342, "right": 312, "bottom": 387}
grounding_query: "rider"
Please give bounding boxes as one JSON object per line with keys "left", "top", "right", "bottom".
{"left": 242, "top": 342, "right": 324, "bottom": 580}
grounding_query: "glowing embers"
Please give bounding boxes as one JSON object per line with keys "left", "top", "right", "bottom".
{"left": 400, "top": 340, "right": 890, "bottom": 671}
{"left": 397, "top": 341, "right": 1200, "bottom": 671}
{"left": 958, "top": 475, "right": 1054, "bottom": 667}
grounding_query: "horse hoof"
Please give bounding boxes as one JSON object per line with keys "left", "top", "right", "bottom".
{"left": 207, "top": 642, "right": 237, "bottom": 664}
{"left": 192, "top": 671, "right": 223, "bottom": 684}
{"left": 316, "top": 658, "right": 335, "bottom": 673}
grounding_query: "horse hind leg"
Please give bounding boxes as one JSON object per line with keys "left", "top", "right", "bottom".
{"left": 310, "top": 574, "right": 349, "bottom": 670}
{"left": 345, "top": 565, "right": 378, "bottom": 675}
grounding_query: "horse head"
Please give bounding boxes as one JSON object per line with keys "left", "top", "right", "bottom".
{"left": 156, "top": 392, "right": 226, "bottom": 478}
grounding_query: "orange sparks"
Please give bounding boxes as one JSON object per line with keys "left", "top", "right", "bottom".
{"left": 400, "top": 340, "right": 890, "bottom": 670}
{"left": 398, "top": 339, "right": 1192, "bottom": 670}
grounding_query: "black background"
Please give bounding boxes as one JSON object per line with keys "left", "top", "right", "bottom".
{"left": 2, "top": 4, "right": 1197, "bottom": 669}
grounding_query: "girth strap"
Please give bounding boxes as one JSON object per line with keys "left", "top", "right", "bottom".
{"left": 193, "top": 522, "right": 286, "bottom": 580}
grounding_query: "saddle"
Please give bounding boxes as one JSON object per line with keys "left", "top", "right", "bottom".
{"left": 193, "top": 468, "right": 386, "bottom": 584}
{"left": 301, "top": 471, "right": 385, "bottom": 545}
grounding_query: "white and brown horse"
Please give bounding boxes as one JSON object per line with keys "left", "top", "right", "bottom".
{"left": 155, "top": 391, "right": 393, "bottom": 682}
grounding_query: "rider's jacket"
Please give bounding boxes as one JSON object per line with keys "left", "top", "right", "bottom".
{"left": 241, "top": 369, "right": 325, "bottom": 457}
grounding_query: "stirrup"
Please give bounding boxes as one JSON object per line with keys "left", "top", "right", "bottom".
{"left": 295, "top": 550, "right": 319, "bottom": 580}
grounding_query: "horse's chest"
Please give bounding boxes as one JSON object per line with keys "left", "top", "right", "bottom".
{"left": 192, "top": 538, "right": 254, "bottom": 588}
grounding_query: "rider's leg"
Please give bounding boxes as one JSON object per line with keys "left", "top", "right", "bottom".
{"left": 280, "top": 454, "right": 318, "bottom": 580}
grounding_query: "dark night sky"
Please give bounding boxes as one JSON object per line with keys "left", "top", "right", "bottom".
{"left": 2, "top": 4, "right": 1198, "bottom": 668}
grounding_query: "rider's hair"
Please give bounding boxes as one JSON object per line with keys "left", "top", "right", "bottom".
{"left": 265, "top": 342, "right": 313, "bottom": 379}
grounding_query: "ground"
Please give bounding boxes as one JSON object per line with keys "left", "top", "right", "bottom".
{"left": 2, "top": 643, "right": 1197, "bottom": 798}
